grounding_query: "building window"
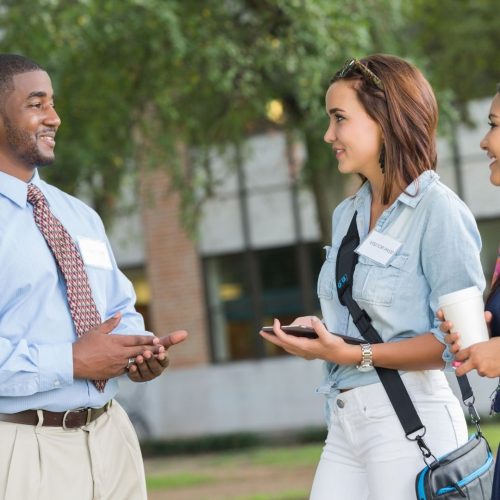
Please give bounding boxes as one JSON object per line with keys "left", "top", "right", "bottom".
{"left": 204, "top": 243, "right": 323, "bottom": 363}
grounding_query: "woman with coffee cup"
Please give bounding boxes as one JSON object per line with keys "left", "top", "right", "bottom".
{"left": 260, "top": 54, "right": 485, "bottom": 499}
{"left": 441, "top": 84, "right": 500, "bottom": 375}
{"left": 439, "top": 84, "right": 500, "bottom": 499}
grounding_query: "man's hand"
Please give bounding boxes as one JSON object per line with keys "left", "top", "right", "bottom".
{"left": 73, "top": 313, "right": 161, "bottom": 380}
{"left": 127, "top": 330, "right": 188, "bottom": 383}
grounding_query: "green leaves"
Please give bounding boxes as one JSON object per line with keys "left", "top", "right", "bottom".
{"left": 0, "top": 0, "right": 497, "bottom": 231}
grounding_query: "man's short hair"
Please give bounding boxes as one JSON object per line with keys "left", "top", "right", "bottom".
{"left": 0, "top": 54, "right": 44, "bottom": 99}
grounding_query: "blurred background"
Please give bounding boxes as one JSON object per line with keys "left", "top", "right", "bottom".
{"left": 2, "top": 0, "right": 499, "bottom": 497}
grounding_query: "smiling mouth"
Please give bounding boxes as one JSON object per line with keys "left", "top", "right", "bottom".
{"left": 38, "top": 133, "right": 56, "bottom": 148}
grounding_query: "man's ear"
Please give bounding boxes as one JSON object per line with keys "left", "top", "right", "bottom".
{"left": 0, "top": 100, "right": 6, "bottom": 127}
{"left": 0, "top": 110, "right": 6, "bottom": 132}
{"left": 0, "top": 111, "right": 8, "bottom": 146}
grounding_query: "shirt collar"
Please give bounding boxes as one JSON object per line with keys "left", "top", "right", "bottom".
{"left": 0, "top": 169, "right": 45, "bottom": 208}
{"left": 352, "top": 170, "right": 439, "bottom": 209}
{"left": 397, "top": 170, "right": 439, "bottom": 207}
{"left": 353, "top": 181, "right": 371, "bottom": 209}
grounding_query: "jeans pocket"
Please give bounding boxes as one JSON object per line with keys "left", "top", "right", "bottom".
{"left": 364, "top": 401, "right": 395, "bottom": 421}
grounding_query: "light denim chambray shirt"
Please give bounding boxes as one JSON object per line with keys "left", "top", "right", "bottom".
{"left": 0, "top": 169, "right": 145, "bottom": 412}
{"left": 316, "top": 171, "right": 485, "bottom": 410}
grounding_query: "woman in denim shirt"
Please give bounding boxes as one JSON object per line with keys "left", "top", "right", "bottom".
{"left": 441, "top": 84, "right": 500, "bottom": 499}
{"left": 260, "top": 55, "right": 484, "bottom": 499}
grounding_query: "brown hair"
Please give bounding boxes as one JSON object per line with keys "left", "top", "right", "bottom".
{"left": 331, "top": 54, "right": 438, "bottom": 204}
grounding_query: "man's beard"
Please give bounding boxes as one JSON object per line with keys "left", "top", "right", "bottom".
{"left": 3, "top": 115, "right": 55, "bottom": 168}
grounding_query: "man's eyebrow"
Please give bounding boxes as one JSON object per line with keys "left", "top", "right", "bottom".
{"left": 27, "top": 91, "right": 51, "bottom": 99}
{"left": 489, "top": 113, "right": 498, "bottom": 119}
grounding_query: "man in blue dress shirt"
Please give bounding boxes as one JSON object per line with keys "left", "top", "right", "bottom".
{"left": 0, "top": 54, "right": 188, "bottom": 499}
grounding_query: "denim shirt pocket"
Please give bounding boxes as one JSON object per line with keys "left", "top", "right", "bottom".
{"left": 317, "top": 246, "right": 338, "bottom": 299}
{"left": 352, "top": 253, "right": 408, "bottom": 306}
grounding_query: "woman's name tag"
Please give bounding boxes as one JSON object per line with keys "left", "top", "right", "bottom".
{"left": 355, "top": 231, "right": 402, "bottom": 266}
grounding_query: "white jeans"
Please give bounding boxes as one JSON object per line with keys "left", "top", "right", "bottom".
{"left": 310, "top": 371, "right": 468, "bottom": 500}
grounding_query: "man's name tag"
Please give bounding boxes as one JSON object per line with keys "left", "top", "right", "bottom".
{"left": 355, "top": 231, "right": 402, "bottom": 266}
{"left": 77, "top": 237, "right": 113, "bottom": 270}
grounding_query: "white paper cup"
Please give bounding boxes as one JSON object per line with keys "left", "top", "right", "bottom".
{"left": 438, "top": 286, "right": 489, "bottom": 349}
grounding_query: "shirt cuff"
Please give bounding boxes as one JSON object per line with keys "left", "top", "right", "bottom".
{"left": 430, "top": 328, "right": 455, "bottom": 372}
{"left": 37, "top": 342, "right": 74, "bottom": 391}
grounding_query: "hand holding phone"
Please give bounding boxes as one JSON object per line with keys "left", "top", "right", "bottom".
{"left": 260, "top": 325, "right": 363, "bottom": 345}
{"left": 261, "top": 325, "right": 319, "bottom": 339}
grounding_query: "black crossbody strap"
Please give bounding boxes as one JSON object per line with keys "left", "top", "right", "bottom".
{"left": 335, "top": 211, "right": 425, "bottom": 436}
{"left": 334, "top": 211, "right": 478, "bottom": 443}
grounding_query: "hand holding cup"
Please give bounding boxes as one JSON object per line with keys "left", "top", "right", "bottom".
{"left": 438, "top": 286, "right": 489, "bottom": 350}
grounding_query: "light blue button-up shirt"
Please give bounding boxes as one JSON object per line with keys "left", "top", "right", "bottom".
{"left": 317, "top": 171, "right": 485, "bottom": 403}
{"left": 0, "top": 170, "right": 145, "bottom": 412}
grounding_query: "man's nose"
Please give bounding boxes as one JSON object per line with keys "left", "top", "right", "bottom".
{"left": 44, "top": 106, "right": 61, "bottom": 128}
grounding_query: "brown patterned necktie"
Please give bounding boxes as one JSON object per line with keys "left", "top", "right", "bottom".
{"left": 27, "top": 183, "right": 106, "bottom": 391}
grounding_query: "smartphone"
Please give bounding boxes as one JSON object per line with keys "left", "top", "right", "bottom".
{"left": 261, "top": 325, "right": 318, "bottom": 339}
{"left": 260, "top": 325, "right": 364, "bottom": 345}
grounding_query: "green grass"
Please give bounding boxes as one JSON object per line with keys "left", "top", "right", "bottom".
{"left": 244, "top": 444, "right": 322, "bottom": 467}
{"left": 146, "top": 472, "right": 213, "bottom": 490}
{"left": 144, "top": 424, "right": 500, "bottom": 495}
{"left": 203, "top": 443, "right": 321, "bottom": 468}
{"left": 234, "top": 491, "right": 308, "bottom": 500}
{"left": 141, "top": 432, "right": 261, "bottom": 457}
{"left": 474, "top": 422, "right": 500, "bottom": 449}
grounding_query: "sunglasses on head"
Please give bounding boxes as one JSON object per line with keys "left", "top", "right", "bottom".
{"left": 332, "top": 58, "right": 384, "bottom": 91}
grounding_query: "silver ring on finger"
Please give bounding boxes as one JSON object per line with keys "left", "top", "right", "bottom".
{"left": 126, "top": 357, "right": 135, "bottom": 370}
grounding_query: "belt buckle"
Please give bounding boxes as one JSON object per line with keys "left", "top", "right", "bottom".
{"left": 62, "top": 408, "right": 92, "bottom": 430}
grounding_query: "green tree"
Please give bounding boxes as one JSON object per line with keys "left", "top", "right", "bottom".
{"left": 409, "top": 0, "right": 500, "bottom": 108}
{"left": 5, "top": 0, "right": 480, "bottom": 239}
{"left": 0, "top": 0, "right": 405, "bottom": 236}
{"left": 404, "top": 0, "right": 500, "bottom": 198}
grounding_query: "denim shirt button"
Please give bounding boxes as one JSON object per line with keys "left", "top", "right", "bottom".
{"left": 336, "top": 399, "right": 345, "bottom": 408}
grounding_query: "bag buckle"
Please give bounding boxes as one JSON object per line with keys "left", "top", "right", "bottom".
{"left": 416, "top": 436, "right": 438, "bottom": 467}
{"left": 466, "top": 402, "right": 482, "bottom": 435}
{"left": 406, "top": 427, "right": 437, "bottom": 466}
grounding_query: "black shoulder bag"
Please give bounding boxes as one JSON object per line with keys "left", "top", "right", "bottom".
{"left": 335, "top": 211, "right": 494, "bottom": 500}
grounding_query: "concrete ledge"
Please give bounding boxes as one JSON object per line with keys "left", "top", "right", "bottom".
{"left": 117, "top": 358, "right": 499, "bottom": 440}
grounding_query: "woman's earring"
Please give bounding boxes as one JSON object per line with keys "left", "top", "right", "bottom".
{"left": 379, "top": 145, "right": 386, "bottom": 174}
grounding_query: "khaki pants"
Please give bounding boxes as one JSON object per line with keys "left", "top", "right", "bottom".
{"left": 0, "top": 401, "right": 147, "bottom": 500}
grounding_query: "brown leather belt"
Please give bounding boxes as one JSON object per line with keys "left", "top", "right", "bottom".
{"left": 0, "top": 401, "right": 112, "bottom": 429}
